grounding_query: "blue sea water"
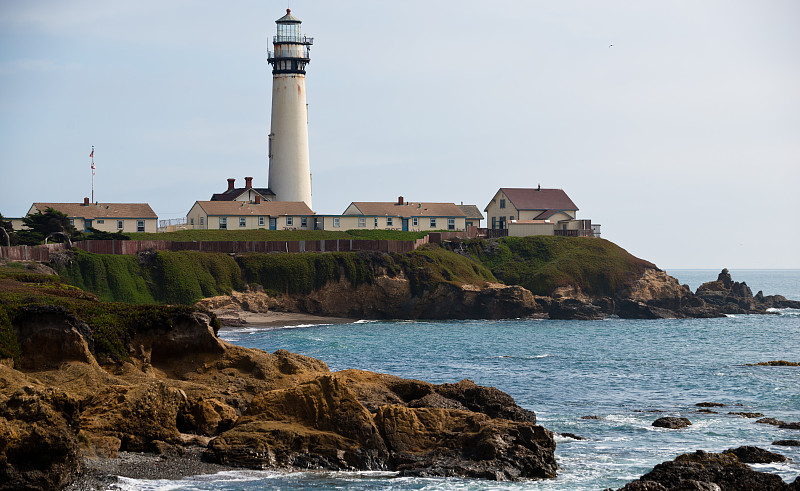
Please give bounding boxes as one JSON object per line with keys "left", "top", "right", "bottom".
{"left": 119, "top": 270, "right": 800, "bottom": 490}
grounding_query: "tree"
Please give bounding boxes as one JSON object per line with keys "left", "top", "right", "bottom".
{"left": 0, "top": 213, "right": 15, "bottom": 246}
{"left": 19, "top": 208, "right": 79, "bottom": 246}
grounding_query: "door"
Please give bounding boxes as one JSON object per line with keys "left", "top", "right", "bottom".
{"left": 269, "top": 218, "right": 277, "bottom": 230}
{"left": 402, "top": 218, "right": 409, "bottom": 231}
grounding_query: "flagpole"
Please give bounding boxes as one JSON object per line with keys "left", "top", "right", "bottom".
{"left": 90, "top": 146, "right": 95, "bottom": 203}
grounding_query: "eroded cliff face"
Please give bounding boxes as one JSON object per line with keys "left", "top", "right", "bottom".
{"left": 0, "top": 304, "right": 557, "bottom": 490}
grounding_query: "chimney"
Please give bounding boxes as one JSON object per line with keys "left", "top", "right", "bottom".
{"left": 83, "top": 197, "right": 90, "bottom": 206}
{"left": 255, "top": 195, "right": 261, "bottom": 204}
{"left": 245, "top": 176, "right": 253, "bottom": 189}
{"left": 397, "top": 196, "right": 404, "bottom": 205}
{"left": 227, "top": 178, "right": 236, "bottom": 191}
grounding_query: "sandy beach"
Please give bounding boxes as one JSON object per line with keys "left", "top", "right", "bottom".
{"left": 215, "top": 308, "right": 354, "bottom": 328}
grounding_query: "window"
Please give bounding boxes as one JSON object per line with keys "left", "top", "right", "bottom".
{"left": 492, "top": 217, "right": 496, "bottom": 229}
{"left": 200, "top": 217, "right": 204, "bottom": 226}
{"left": 386, "top": 217, "right": 393, "bottom": 226}
{"left": 448, "top": 218, "right": 455, "bottom": 230}
{"left": 97, "top": 219, "right": 104, "bottom": 224}
{"left": 301, "top": 217, "right": 307, "bottom": 227}
{"left": 69, "top": 219, "right": 74, "bottom": 226}
{"left": 219, "top": 217, "right": 227, "bottom": 229}
{"left": 333, "top": 217, "right": 340, "bottom": 227}
{"left": 239, "top": 217, "right": 246, "bottom": 227}
{"left": 189, "top": 218, "right": 194, "bottom": 225}
{"left": 412, "top": 217, "right": 418, "bottom": 226}
{"left": 430, "top": 218, "right": 436, "bottom": 228}
{"left": 374, "top": 218, "right": 378, "bottom": 228}
{"left": 500, "top": 199, "right": 506, "bottom": 209}
{"left": 137, "top": 220, "right": 145, "bottom": 232}
{"left": 117, "top": 220, "right": 124, "bottom": 229}
{"left": 358, "top": 217, "right": 366, "bottom": 227}
{"left": 286, "top": 216, "right": 294, "bottom": 226}
{"left": 258, "top": 216, "right": 265, "bottom": 227}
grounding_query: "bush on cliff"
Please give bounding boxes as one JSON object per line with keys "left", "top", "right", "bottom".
{"left": 464, "top": 236, "right": 655, "bottom": 297}
{"left": 54, "top": 250, "right": 241, "bottom": 305}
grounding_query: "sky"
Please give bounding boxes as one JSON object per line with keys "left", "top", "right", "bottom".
{"left": 1, "top": 1, "right": 798, "bottom": 269}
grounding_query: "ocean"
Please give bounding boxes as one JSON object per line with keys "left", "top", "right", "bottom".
{"left": 117, "top": 270, "right": 800, "bottom": 490}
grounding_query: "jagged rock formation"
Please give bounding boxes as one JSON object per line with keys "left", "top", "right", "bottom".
{"left": 0, "top": 305, "right": 557, "bottom": 490}
{"left": 695, "top": 268, "right": 800, "bottom": 314}
{"left": 617, "top": 448, "right": 798, "bottom": 490}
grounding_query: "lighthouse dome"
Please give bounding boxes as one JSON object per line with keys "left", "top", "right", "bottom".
{"left": 276, "top": 9, "right": 301, "bottom": 24}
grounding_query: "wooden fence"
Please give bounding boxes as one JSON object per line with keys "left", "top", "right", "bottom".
{"left": 1, "top": 236, "right": 433, "bottom": 260}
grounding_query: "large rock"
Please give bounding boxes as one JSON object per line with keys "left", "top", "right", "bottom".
{"left": 206, "top": 372, "right": 557, "bottom": 480}
{"left": 0, "top": 378, "right": 83, "bottom": 491}
{"left": 652, "top": 417, "right": 691, "bottom": 429}
{"left": 618, "top": 449, "right": 793, "bottom": 490}
{"left": 377, "top": 404, "right": 556, "bottom": 480}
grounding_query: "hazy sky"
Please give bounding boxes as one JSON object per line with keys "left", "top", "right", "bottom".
{"left": 1, "top": 1, "right": 798, "bottom": 269}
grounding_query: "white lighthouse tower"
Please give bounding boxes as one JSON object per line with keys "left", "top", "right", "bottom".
{"left": 267, "top": 9, "right": 313, "bottom": 208}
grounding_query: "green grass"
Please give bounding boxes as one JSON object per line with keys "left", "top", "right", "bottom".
{"left": 125, "top": 229, "right": 428, "bottom": 242}
{"left": 464, "top": 236, "right": 655, "bottom": 296}
{"left": 55, "top": 250, "right": 241, "bottom": 305}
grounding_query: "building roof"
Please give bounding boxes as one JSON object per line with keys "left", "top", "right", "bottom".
{"left": 194, "top": 201, "right": 314, "bottom": 217}
{"left": 276, "top": 9, "right": 302, "bottom": 23}
{"left": 492, "top": 188, "right": 578, "bottom": 212}
{"left": 533, "top": 209, "right": 573, "bottom": 220}
{"left": 346, "top": 202, "right": 466, "bottom": 218}
{"left": 31, "top": 203, "right": 157, "bottom": 219}
{"left": 210, "top": 188, "right": 275, "bottom": 201}
{"left": 456, "top": 204, "right": 484, "bottom": 220}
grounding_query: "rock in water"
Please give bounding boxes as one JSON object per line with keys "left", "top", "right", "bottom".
{"left": 652, "top": 417, "right": 691, "bottom": 429}
{"left": 723, "top": 446, "right": 787, "bottom": 463}
{"left": 617, "top": 449, "right": 792, "bottom": 490}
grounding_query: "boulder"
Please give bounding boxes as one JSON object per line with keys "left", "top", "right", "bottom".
{"left": 377, "top": 404, "right": 557, "bottom": 480}
{"left": 205, "top": 373, "right": 558, "bottom": 480}
{"left": 723, "top": 446, "right": 787, "bottom": 463}
{"left": 772, "top": 440, "right": 800, "bottom": 447}
{"left": 617, "top": 449, "right": 791, "bottom": 490}
{"left": 652, "top": 417, "right": 691, "bottom": 429}
{"left": 0, "top": 381, "right": 83, "bottom": 491}
{"left": 78, "top": 382, "right": 185, "bottom": 452}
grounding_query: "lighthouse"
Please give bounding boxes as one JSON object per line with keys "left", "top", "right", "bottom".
{"left": 267, "top": 9, "right": 313, "bottom": 208}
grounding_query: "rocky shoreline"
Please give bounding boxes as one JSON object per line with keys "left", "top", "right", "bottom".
{"left": 198, "top": 268, "right": 800, "bottom": 325}
{"left": 0, "top": 307, "right": 557, "bottom": 490}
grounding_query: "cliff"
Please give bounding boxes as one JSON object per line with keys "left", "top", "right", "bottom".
{"left": 0, "top": 269, "right": 557, "bottom": 489}
{"left": 47, "top": 240, "right": 799, "bottom": 321}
